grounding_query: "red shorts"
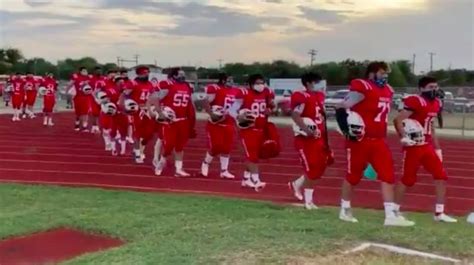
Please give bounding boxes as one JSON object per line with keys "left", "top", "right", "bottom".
{"left": 401, "top": 144, "right": 447, "bottom": 187}
{"left": 295, "top": 137, "right": 328, "bottom": 180}
{"left": 131, "top": 112, "right": 157, "bottom": 142}
{"left": 240, "top": 128, "right": 264, "bottom": 163}
{"left": 90, "top": 96, "right": 101, "bottom": 117}
{"left": 161, "top": 119, "right": 190, "bottom": 156}
{"left": 111, "top": 113, "right": 129, "bottom": 138}
{"left": 73, "top": 95, "right": 90, "bottom": 116}
{"left": 43, "top": 96, "right": 55, "bottom": 113}
{"left": 24, "top": 90, "right": 37, "bottom": 106}
{"left": 12, "top": 94, "right": 24, "bottom": 109}
{"left": 99, "top": 113, "right": 114, "bottom": 130}
{"left": 206, "top": 121, "right": 235, "bottom": 155}
{"left": 345, "top": 138, "right": 394, "bottom": 185}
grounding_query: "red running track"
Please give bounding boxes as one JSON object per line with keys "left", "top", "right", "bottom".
{"left": 0, "top": 113, "right": 473, "bottom": 215}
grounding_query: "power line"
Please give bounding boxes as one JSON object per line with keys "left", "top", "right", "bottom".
{"left": 308, "top": 49, "right": 318, "bottom": 66}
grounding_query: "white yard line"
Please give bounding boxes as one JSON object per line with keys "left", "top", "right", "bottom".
{"left": 344, "top": 242, "right": 462, "bottom": 263}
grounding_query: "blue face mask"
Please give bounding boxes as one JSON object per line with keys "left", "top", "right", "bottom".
{"left": 374, "top": 77, "right": 388, "bottom": 87}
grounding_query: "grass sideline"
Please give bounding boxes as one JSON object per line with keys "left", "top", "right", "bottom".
{"left": 1, "top": 184, "right": 473, "bottom": 264}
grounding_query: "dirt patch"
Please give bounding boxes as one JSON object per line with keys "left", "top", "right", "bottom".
{"left": 0, "top": 228, "right": 124, "bottom": 265}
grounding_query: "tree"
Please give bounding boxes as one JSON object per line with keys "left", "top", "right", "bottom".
{"left": 388, "top": 63, "right": 407, "bottom": 88}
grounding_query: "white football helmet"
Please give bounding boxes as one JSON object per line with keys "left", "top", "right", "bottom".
{"left": 101, "top": 102, "right": 117, "bottom": 115}
{"left": 95, "top": 91, "right": 109, "bottom": 104}
{"left": 237, "top": 108, "right": 258, "bottom": 128}
{"left": 4, "top": 85, "right": 13, "bottom": 92}
{"left": 211, "top": 105, "right": 225, "bottom": 116}
{"left": 403, "top": 119, "right": 425, "bottom": 145}
{"left": 124, "top": 99, "right": 139, "bottom": 113}
{"left": 293, "top": 117, "right": 319, "bottom": 137}
{"left": 347, "top": 111, "right": 365, "bottom": 141}
{"left": 82, "top": 84, "right": 93, "bottom": 95}
{"left": 38, "top": 86, "right": 47, "bottom": 96}
{"left": 156, "top": 106, "right": 176, "bottom": 122}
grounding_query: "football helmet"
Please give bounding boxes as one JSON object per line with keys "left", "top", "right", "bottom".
{"left": 101, "top": 102, "right": 117, "bottom": 116}
{"left": 347, "top": 111, "right": 365, "bottom": 141}
{"left": 403, "top": 118, "right": 425, "bottom": 145}
{"left": 292, "top": 117, "right": 319, "bottom": 137}
{"left": 124, "top": 99, "right": 139, "bottom": 114}
{"left": 82, "top": 84, "right": 93, "bottom": 95}
{"left": 237, "top": 108, "right": 258, "bottom": 129}
{"left": 94, "top": 91, "right": 109, "bottom": 104}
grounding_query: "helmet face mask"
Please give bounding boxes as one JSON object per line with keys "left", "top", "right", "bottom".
{"left": 403, "top": 119, "right": 426, "bottom": 145}
{"left": 347, "top": 111, "right": 365, "bottom": 141}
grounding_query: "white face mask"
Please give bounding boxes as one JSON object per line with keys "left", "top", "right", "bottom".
{"left": 253, "top": 84, "right": 265, "bottom": 92}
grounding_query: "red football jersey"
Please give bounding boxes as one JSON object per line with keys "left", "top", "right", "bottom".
{"left": 10, "top": 76, "right": 24, "bottom": 96}
{"left": 42, "top": 77, "right": 58, "bottom": 99}
{"left": 160, "top": 82, "right": 193, "bottom": 119}
{"left": 128, "top": 80, "right": 157, "bottom": 106}
{"left": 350, "top": 79, "right": 394, "bottom": 138}
{"left": 90, "top": 75, "right": 107, "bottom": 91}
{"left": 403, "top": 95, "right": 440, "bottom": 144}
{"left": 240, "top": 87, "right": 273, "bottom": 129}
{"left": 23, "top": 76, "right": 39, "bottom": 92}
{"left": 291, "top": 89, "right": 326, "bottom": 137}
{"left": 71, "top": 73, "right": 92, "bottom": 96}
{"left": 103, "top": 79, "right": 121, "bottom": 104}
{"left": 206, "top": 83, "right": 242, "bottom": 124}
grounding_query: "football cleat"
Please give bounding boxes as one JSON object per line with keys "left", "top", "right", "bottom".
{"left": 434, "top": 213, "right": 458, "bottom": 223}
{"left": 241, "top": 179, "right": 255, "bottom": 188}
{"left": 384, "top": 215, "right": 415, "bottom": 227}
{"left": 175, "top": 169, "right": 191, "bottom": 178}
{"left": 339, "top": 208, "right": 359, "bottom": 223}
{"left": 305, "top": 202, "right": 319, "bottom": 210}
{"left": 288, "top": 181, "right": 303, "bottom": 201}
{"left": 220, "top": 171, "right": 235, "bottom": 179}
{"left": 201, "top": 162, "right": 209, "bottom": 177}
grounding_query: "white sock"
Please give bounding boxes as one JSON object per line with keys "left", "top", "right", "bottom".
{"left": 304, "top": 189, "right": 314, "bottom": 204}
{"left": 435, "top": 204, "right": 444, "bottom": 214}
{"left": 153, "top": 139, "right": 162, "bottom": 161}
{"left": 43, "top": 116, "right": 48, "bottom": 124}
{"left": 48, "top": 117, "right": 53, "bottom": 124}
{"left": 294, "top": 175, "right": 305, "bottom": 189}
{"left": 220, "top": 156, "right": 229, "bottom": 171}
{"left": 133, "top": 149, "right": 140, "bottom": 157}
{"left": 341, "top": 199, "right": 351, "bottom": 209}
{"left": 394, "top": 203, "right": 401, "bottom": 212}
{"left": 120, "top": 140, "right": 126, "bottom": 152}
{"left": 244, "top": 171, "right": 251, "bottom": 180}
{"left": 204, "top": 152, "right": 213, "bottom": 164}
{"left": 250, "top": 173, "right": 260, "bottom": 183}
{"left": 175, "top": 160, "right": 183, "bottom": 171}
{"left": 384, "top": 202, "right": 396, "bottom": 218}
{"left": 103, "top": 131, "right": 111, "bottom": 145}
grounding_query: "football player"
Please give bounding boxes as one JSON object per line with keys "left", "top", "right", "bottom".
{"left": 22, "top": 72, "right": 40, "bottom": 119}
{"left": 9, "top": 73, "right": 24, "bottom": 121}
{"left": 289, "top": 73, "right": 334, "bottom": 209}
{"left": 151, "top": 68, "right": 196, "bottom": 177}
{"left": 68, "top": 67, "right": 93, "bottom": 131}
{"left": 90, "top": 66, "right": 107, "bottom": 134}
{"left": 40, "top": 73, "right": 58, "bottom": 126}
{"left": 120, "top": 65, "right": 157, "bottom": 163}
{"left": 229, "top": 74, "right": 274, "bottom": 191}
{"left": 335, "top": 61, "right": 414, "bottom": 226}
{"left": 393, "top": 76, "right": 457, "bottom": 223}
{"left": 97, "top": 70, "right": 118, "bottom": 152}
{"left": 200, "top": 73, "right": 240, "bottom": 179}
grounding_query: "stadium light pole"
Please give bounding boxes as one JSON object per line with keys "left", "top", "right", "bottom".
{"left": 429, "top": 52, "right": 436, "bottom": 72}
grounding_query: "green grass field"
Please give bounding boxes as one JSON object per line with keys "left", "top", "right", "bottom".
{"left": 1, "top": 184, "right": 473, "bottom": 264}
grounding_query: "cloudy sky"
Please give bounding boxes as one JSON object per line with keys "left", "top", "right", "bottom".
{"left": 0, "top": 0, "right": 472, "bottom": 72}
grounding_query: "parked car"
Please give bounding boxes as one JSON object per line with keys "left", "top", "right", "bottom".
{"left": 192, "top": 92, "right": 207, "bottom": 112}
{"left": 452, "top": 97, "right": 474, "bottom": 113}
{"left": 325, "top": 89, "right": 349, "bottom": 116}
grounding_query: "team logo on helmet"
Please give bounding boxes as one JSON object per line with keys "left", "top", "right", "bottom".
{"left": 292, "top": 117, "right": 320, "bottom": 138}
{"left": 347, "top": 111, "right": 365, "bottom": 141}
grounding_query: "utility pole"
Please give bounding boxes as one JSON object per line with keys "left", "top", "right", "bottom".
{"left": 308, "top": 49, "right": 317, "bottom": 66}
{"left": 429, "top": 52, "right": 436, "bottom": 72}
{"left": 217, "top": 59, "right": 223, "bottom": 70}
{"left": 117, "top": 57, "right": 121, "bottom": 67}
{"left": 133, "top": 54, "right": 139, "bottom": 66}
{"left": 412, "top": 53, "right": 416, "bottom": 74}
